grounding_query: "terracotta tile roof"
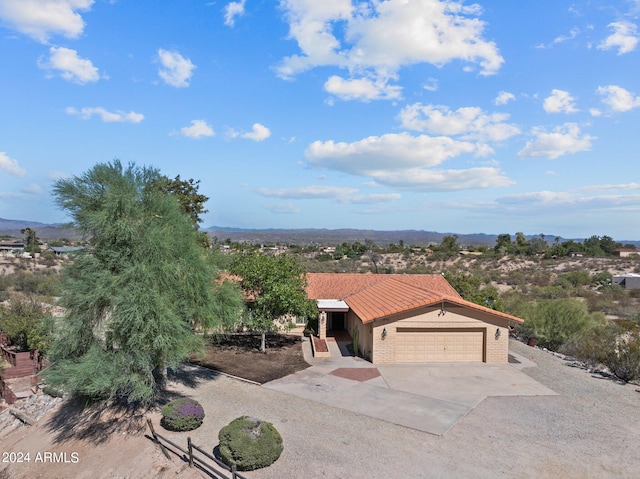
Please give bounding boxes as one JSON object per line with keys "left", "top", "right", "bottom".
{"left": 306, "top": 273, "right": 523, "bottom": 324}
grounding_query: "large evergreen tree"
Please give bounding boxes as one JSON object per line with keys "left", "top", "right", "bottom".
{"left": 46, "top": 161, "right": 242, "bottom": 404}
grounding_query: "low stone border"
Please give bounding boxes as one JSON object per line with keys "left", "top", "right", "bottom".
{"left": 310, "top": 336, "right": 330, "bottom": 358}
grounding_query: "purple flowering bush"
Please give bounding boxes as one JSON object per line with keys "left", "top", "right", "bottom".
{"left": 161, "top": 398, "right": 205, "bottom": 431}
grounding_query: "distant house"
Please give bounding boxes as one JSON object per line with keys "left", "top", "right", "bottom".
{"left": 613, "top": 248, "right": 639, "bottom": 258}
{"left": 612, "top": 274, "right": 640, "bottom": 290}
{"left": 0, "top": 241, "right": 24, "bottom": 255}
{"left": 306, "top": 273, "right": 523, "bottom": 364}
{"left": 43, "top": 246, "right": 85, "bottom": 256}
{"left": 459, "top": 250, "right": 483, "bottom": 256}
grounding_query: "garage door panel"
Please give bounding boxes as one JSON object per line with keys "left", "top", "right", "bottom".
{"left": 396, "top": 329, "right": 484, "bottom": 362}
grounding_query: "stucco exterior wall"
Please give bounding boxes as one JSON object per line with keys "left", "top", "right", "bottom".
{"left": 369, "top": 305, "right": 511, "bottom": 364}
{"left": 346, "top": 310, "right": 373, "bottom": 361}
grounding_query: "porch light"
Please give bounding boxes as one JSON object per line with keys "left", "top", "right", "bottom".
{"left": 382, "top": 328, "right": 387, "bottom": 340}
{"left": 495, "top": 328, "right": 501, "bottom": 340}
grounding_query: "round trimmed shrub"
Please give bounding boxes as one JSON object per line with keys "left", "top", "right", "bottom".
{"left": 218, "top": 416, "right": 283, "bottom": 471}
{"left": 160, "top": 398, "right": 205, "bottom": 432}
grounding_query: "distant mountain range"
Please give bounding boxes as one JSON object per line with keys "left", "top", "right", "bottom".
{"left": 0, "top": 218, "right": 81, "bottom": 241}
{"left": 204, "top": 226, "right": 501, "bottom": 247}
{"left": 1, "top": 218, "right": 638, "bottom": 248}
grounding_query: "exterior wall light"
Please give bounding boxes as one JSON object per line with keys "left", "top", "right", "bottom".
{"left": 495, "top": 328, "right": 501, "bottom": 340}
{"left": 382, "top": 327, "right": 387, "bottom": 340}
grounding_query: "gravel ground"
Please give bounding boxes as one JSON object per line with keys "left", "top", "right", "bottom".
{"left": 158, "top": 339, "right": 640, "bottom": 479}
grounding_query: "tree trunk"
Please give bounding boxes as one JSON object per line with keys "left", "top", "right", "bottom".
{"left": 154, "top": 363, "right": 168, "bottom": 389}
{"left": 260, "top": 332, "right": 266, "bottom": 354}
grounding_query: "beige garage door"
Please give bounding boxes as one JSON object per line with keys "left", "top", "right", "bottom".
{"left": 396, "top": 328, "right": 484, "bottom": 362}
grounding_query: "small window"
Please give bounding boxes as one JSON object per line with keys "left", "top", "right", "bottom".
{"left": 294, "top": 316, "right": 306, "bottom": 325}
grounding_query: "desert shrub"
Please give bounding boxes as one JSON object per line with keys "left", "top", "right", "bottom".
{"left": 535, "top": 284, "right": 571, "bottom": 299}
{"left": 0, "top": 294, "right": 55, "bottom": 352}
{"left": 591, "top": 271, "right": 612, "bottom": 287}
{"left": 561, "top": 269, "right": 591, "bottom": 288}
{"left": 10, "top": 270, "right": 61, "bottom": 296}
{"left": 161, "top": 398, "right": 205, "bottom": 432}
{"left": 601, "top": 328, "right": 640, "bottom": 382}
{"left": 218, "top": 416, "right": 283, "bottom": 471}
{"left": 42, "top": 386, "right": 64, "bottom": 398}
{"left": 517, "top": 298, "right": 604, "bottom": 351}
{"left": 564, "top": 324, "right": 640, "bottom": 382}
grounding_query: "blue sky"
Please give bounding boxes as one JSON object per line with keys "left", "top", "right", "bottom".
{"left": 1, "top": 1, "right": 639, "bottom": 241}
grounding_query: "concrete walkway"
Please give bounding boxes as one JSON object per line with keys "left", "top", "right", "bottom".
{"left": 263, "top": 337, "right": 556, "bottom": 435}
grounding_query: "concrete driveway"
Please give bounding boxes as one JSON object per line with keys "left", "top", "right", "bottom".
{"left": 263, "top": 338, "right": 556, "bottom": 435}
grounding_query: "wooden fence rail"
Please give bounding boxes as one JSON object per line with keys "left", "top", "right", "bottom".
{"left": 146, "top": 418, "right": 248, "bottom": 479}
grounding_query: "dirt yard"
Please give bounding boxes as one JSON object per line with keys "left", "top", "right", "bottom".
{"left": 189, "top": 333, "right": 310, "bottom": 384}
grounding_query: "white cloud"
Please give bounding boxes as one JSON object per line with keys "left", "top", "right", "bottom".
{"left": 305, "top": 132, "right": 512, "bottom": 191}
{"left": 552, "top": 27, "right": 580, "bottom": 45}
{"left": 371, "top": 167, "right": 514, "bottom": 191}
{"left": 256, "top": 185, "right": 401, "bottom": 204}
{"left": 581, "top": 182, "right": 640, "bottom": 191}
{"left": 175, "top": 120, "right": 215, "bottom": 138}
{"left": 0, "top": 152, "right": 27, "bottom": 176}
{"left": 324, "top": 75, "right": 402, "bottom": 101}
{"left": 398, "top": 103, "right": 520, "bottom": 142}
{"left": 518, "top": 123, "right": 594, "bottom": 159}
{"left": 498, "top": 190, "right": 640, "bottom": 212}
{"left": 598, "top": 21, "right": 639, "bottom": 54}
{"left": 0, "top": 0, "right": 93, "bottom": 43}
{"left": 499, "top": 190, "right": 577, "bottom": 206}
{"left": 224, "top": 0, "right": 246, "bottom": 27}
{"left": 277, "top": 0, "right": 503, "bottom": 100}
{"left": 240, "top": 123, "right": 271, "bottom": 141}
{"left": 66, "top": 107, "right": 144, "bottom": 123}
{"left": 349, "top": 193, "right": 402, "bottom": 204}
{"left": 543, "top": 89, "right": 578, "bottom": 114}
{"left": 597, "top": 85, "right": 640, "bottom": 112}
{"left": 264, "top": 203, "right": 301, "bottom": 214}
{"left": 157, "top": 49, "right": 196, "bottom": 88}
{"left": 494, "top": 91, "right": 515, "bottom": 105}
{"left": 306, "top": 133, "right": 478, "bottom": 174}
{"left": 38, "top": 46, "right": 99, "bottom": 84}
{"left": 422, "top": 78, "right": 439, "bottom": 92}
{"left": 256, "top": 185, "right": 358, "bottom": 200}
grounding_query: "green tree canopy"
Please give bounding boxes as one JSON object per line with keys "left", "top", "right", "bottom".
{"left": 517, "top": 298, "right": 604, "bottom": 351}
{"left": 494, "top": 233, "right": 512, "bottom": 254}
{"left": 46, "top": 161, "right": 241, "bottom": 405}
{"left": 437, "top": 235, "right": 460, "bottom": 257}
{"left": 229, "top": 252, "right": 316, "bottom": 352}
{"left": 0, "top": 294, "right": 54, "bottom": 352}
{"left": 21, "top": 227, "right": 41, "bottom": 254}
{"left": 154, "top": 175, "right": 209, "bottom": 225}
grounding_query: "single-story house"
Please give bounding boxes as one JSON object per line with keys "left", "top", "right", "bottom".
{"left": 613, "top": 248, "right": 639, "bottom": 258}
{"left": 0, "top": 241, "right": 25, "bottom": 255}
{"left": 306, "top": 273, "right": 523, "bottom": 364}
{"left": 43, "top": 246, "right": 85, "bottom": 256}
{"left": 612, "top": 273, "right": 640, "bottom": 289}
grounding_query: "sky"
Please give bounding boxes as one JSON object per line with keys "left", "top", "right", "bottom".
{"left": 1, "top": 0, "right": 639, "bottom": 241}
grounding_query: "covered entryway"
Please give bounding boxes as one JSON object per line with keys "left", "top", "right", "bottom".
{"left": 329, "top": 311, "right": 345, "bottom": 330}
{"left": 395, "top": 328, "right": 485, "bottom": 362}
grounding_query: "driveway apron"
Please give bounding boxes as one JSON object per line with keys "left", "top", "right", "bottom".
{"left": 263, "top": 338, "right": 556, "bottom": 435}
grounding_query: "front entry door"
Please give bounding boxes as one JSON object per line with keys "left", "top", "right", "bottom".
{"left": 331, "top": 312, "right": 345, "bottom": 330}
